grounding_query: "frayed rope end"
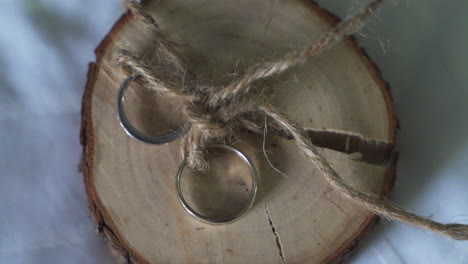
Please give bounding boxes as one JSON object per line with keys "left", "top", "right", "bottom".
{"left": 441, "top": 223, "right": 468, "bottom": 240}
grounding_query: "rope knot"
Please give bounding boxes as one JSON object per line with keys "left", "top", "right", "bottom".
{"left": 179, "top": 100, "right": 239, "bottom": 170}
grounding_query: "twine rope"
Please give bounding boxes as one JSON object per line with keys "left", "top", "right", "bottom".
{"left": 116, "top": 0, "right": 468, "bottom": 240}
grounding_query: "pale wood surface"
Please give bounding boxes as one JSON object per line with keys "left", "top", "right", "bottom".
{"left": 81, "top": 0, "right": 397, "bottom": 263}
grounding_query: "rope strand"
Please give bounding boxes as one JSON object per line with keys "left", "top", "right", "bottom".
{"left": 258, "top": 104, "right": 468, "bottom": 240}
{"left": 211, "top": 0, "right": 384, "bottom": 105}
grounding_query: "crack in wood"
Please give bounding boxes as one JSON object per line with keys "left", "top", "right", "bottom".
{"left": 264, "top": 125, "right": 395, "bottom": 168}
{"left": 306, "top": 129, "right": 395, "bottom": 168}
{"left": 264, "top": 204, "right": 287, "bottom": 264}
{"left": 96, "top": 210, "right": 134, "bottom": 264}
{"left": 324, "top": 196, "right": 348, "bottom": 215}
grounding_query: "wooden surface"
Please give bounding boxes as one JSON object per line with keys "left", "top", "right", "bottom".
{"left": 80, "top": 0, "right": 397, "bottom": 263}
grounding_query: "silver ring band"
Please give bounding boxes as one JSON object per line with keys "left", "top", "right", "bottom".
{"left": 176, "top": 145, "right": 258, "bottom": 225}
{"left": 117, "top": 74, "right": 187, "bottom": 144}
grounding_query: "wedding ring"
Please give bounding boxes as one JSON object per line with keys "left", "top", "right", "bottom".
{"left": 117, "top": 75, "right": 187, "bottom": 144}
{"left": 176, "top": 145, "right": 258, "bottom": 225}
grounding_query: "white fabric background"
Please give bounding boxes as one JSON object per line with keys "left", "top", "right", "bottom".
{"left": 0, "top": 0, "right": 467, "bottom": 263}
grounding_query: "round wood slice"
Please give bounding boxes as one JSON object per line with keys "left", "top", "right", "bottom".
{"left": 80, "top": 0, "right": 397, "bottom": 263}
